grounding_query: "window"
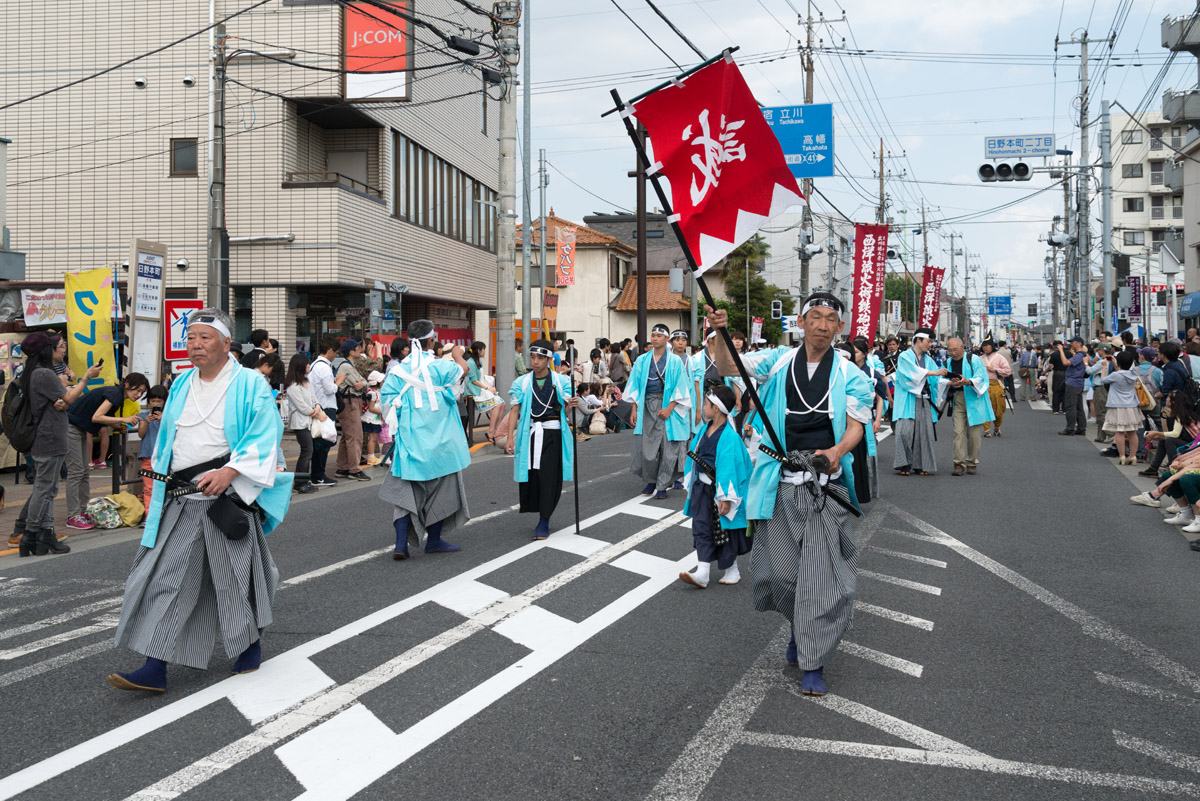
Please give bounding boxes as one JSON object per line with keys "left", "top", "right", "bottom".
{"left": 1123, "top": 197, "right": 1144, "bottom": 212}
{"left": 1121, "top": 130, "right": 1143, "bottom": 145}
{"left": 1121, "top": 163, "right": 1143, "bottom": 179}
{"left": 392, "top": 133, "right": 496, "bottom": 252}
{"left": 1150, "top": 128, "right": 1164, "bottom": 150}
{"left": 1124, "top": 231, "right": 1145, "bottom": 246}
{"left": 170, "top": 138, "right": 198, "bottom": 176}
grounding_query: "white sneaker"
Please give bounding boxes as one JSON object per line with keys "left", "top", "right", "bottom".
{"left": 1165, "top": 512, "right": 1195, "bottom": 526}
{"left": 1165, "top": 504, "right": 1181, "bottom": 514}
{"left": 1130, "top": 492, "right": 1161, "bottom": 508}
{"left": 1183, "top": 519, "right": 1200, "bottom": 535}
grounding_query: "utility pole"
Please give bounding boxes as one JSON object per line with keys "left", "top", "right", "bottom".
{"left": 1100, "top": 99, "right": 1113, "bottom": 332}
{"left": 948, "top": 232, "right": 957, "bottom": 336}
{"left": 1078, "top": 33, "right": 1090, "bottom": 337}
{"left": 519, "top": 0, "right": 532, "bottom": 358}
{"left": 798, "top": 0, "right": 815, "bottom": 298}
{"left": 206, "top": 21, "right": 228, "bottom": 311}
{"left": 877, "top": 140, "right": 885, "bottom": 223}
{"left": 539, "top": 148, "right": 548, "bottom": 322}
{"left": 493, "top": 0, "right": 520, "bottom": 395}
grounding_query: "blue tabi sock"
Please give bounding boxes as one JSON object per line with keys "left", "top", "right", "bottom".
{"left": 533, "top": 517, "right": 551, "bottom": 540}
{"left": 424, "top": 520, "right": 461, "bottom": 553}
{"left": 393, "top": 516, "right": 411, "bottom": 559}
{"left": 232, "top": 640, "right": 261, "bottom": 674}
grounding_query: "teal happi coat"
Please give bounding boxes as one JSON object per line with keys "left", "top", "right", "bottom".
{"left": 382, "top": 348, "right": 470, "bottom": 482}
{"left": 509, "top": 370, "right": 575, "bottom": 483}
{"left": 739, "top": 346, "right": 874, "bottom": 519}
{"left": 892, "top": 348, "right": 943, "bottom": 424}
{"left": 682, "top": 420, "right": 752, "bottom": 530}
{"left": 933, "top": 352, "right": 995, "bottom": 426}
{"left": 141, "top": 356, "right": 292, "bottom": 548}
{"left": 624, "top": 348, "right": 692, "bottom": 441}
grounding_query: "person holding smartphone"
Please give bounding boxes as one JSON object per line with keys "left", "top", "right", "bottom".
{"left": 136, "top": 386, "right": 170, "bottom": 509}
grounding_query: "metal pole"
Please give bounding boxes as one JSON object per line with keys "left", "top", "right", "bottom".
{"left": 799, "top": 0, "right": 814, "bottom": 297}
{"left": 539, "top": 148, "right": 548, "bottom": 328}
{"left": 1100, "top": 99, "right": 1112, "bottom": 333}
{"left": 206, "top": 21, "right": 227, "bottom": 311}
{"left": 493, "top": 0, "right": 519, "bottom": 395}
{"left": 949, "top": 233, "right": 957, "bottom": 336}
{"left": 1079, "top": 34, "right": 1090, "bottom": 337}
{"left": 520, "top": 0, "right": 532, "bottom": 359}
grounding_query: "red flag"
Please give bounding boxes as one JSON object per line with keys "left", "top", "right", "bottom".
{"left": 850, "top": 223, "right": 888, "bottom": 342}
{"left": 631, "top": 57, "right": 805, "bottom": 275}
{"left": 918, "top": 265, "right": 946, "bottom": 330}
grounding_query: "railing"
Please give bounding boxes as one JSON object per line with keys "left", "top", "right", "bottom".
{"left": 1151, "top": 207, "right": 1165, "bottom": 220}
{"left": 1172, "top": 136, "right": 1184, "bottom": 149}
{"left": 282, "top": 171, "right": 384, "bottom": 199}
{"left": 1150, "top": 171, "right": 1165, "bottom": 184}
{"left": 1175, "top": 206, "right": 1185, "bottom": 219}
{"left": 1150, "top": 137, "right": 1164, "bottom": 150}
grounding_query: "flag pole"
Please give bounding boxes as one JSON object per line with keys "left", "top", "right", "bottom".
{"left": 570, "top": 362, "right": 581, "bottom": 537}
{"left": 609, "top": 84, "right": 790, "bottom": 463}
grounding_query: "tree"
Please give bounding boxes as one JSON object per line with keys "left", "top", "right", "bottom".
{"left": 720, "top": 262, "right": 795, "bottom": 344}
{"left": 884, "top": 273, "right": 921, "bottom": 328}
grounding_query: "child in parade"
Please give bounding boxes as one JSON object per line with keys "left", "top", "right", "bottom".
{"left": 679, "top": 384, "right": 752, "bottom": 589}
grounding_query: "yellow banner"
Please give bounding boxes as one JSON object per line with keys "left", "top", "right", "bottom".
{"left": 65, "top": 268, "right": 118, "bottom": 390}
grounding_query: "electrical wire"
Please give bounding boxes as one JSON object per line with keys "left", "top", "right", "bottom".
{"left": 643, "top": 0, "right": 707, "bottom": 60}
{"left": 0, "top": 0, "right": 274, "bottom": 112}
{"left": 608, "top": 0, "right": 683, "bottom": 70}
{"left": 545, "top": 161, "right": 634, "bottom": 214}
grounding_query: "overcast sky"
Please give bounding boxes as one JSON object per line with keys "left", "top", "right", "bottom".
{"left": 516, "top": 0, "right": 1194, "bottom": 314}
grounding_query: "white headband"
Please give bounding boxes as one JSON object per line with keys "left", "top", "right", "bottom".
{"left": 190, "top": 315, "right": 231, "bottom": 340}
{"left": 671, "top": 330, "right": 689, "bottom": 340}
{"left": 913, "top": 332, "right": 932, "bottom": 341}
{"left": 412, "top": 330, "right": 436, "bottom": 341}
{"left": 706, "top": 392, "right": 729, "bottom": 416}
{"left": 530, "top": 346, "right": 554, "bottom": 358}
{"left": 801, "top": 298, "right": 844, "bottom": 317}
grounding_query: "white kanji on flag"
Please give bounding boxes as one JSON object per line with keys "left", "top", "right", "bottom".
{"left": 682, "top": 109, "right": 747, "bottom": 205}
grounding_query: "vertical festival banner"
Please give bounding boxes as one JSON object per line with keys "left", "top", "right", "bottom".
{"left": 850, "top": 223, "right": 889, "bottom": 342}
{"left": 750, "top": 316, "right": 763, "bottom": 343}
{"left": 1127, "top": 275, "right": 1142, "bottom": 320}
{"left": 555, "top": 226, "right": 577, "bottom": 286}
{"left": 65, "top": 268, "right": 118, "bottom": 391}
{"left": 918, "top": 265, "right": 946, "bottom": 330}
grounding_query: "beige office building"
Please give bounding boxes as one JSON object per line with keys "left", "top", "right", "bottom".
{"left": 0, "top": 0, "right": 499, "bottom": 354}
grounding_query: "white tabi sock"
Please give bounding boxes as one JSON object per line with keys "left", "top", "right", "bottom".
{"left": 694, "top": 560, "right": 711, "bottom": 584}
{"left": 720, "top": 562, "right": 741, "bottom": 584}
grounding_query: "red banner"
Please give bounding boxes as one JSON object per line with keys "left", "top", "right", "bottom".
{"left": 850, "top": 223, "right": 888, "bottom": 342}
{"left": 917, "top": 265, "right": 946, "bottom": 331}
{"left": 631, "top": 57, "right": 804, "bottom": 275}
{"left": 555, "top": 226, "right": 577, "bottom": 286}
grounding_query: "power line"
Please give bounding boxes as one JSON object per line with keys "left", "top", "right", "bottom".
{"left": 546, "top": 161, "right": 634, "bottom": 213}
{"left": 608, "top": 0, "right": 683, "bottom": 69}
{"left": 642, "top": 0, "right": 706, "bottom": 60}
{"left": 0, "top": 0, "right": 274, "bottom": 112}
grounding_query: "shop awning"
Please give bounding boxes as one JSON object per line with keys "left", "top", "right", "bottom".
{"left": 1179, "top": 290, "right": 1200, "bottom": 318}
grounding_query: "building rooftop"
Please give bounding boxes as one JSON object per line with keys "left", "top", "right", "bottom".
{"left": 516, "top": 209, "right": 636, "bottom": 255}
{"left": 610, "top": 274, "right": 690, "bottom": 311}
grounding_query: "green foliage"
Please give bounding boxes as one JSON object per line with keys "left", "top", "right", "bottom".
{"left": 884, "top": 274, "right": 922, "bottom": 325}
{"left": 720, "top": 264, "right": 796, "bottom": 344}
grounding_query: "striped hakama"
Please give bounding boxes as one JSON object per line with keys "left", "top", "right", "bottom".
{"left": 379, "top": 471, "right": 470, "bottom": 547}
{"left": 893, "top": 396, "right": 937, "bottom": 474}
{"left": 631, "top": 393, "right": 684, "bottom": 491}
{"left": 114, "top": 494, "right": 279, "bottom": 670}
{"left": 751, "top": 481, "right": 856, "bottom": 671}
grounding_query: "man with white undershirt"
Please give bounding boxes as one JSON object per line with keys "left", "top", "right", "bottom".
{"left": 108, "top": 308, "right": 292, "bottom": 693}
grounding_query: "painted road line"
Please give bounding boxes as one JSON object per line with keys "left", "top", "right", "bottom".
{"left": 887, "top": 503, "right": 1200, "bottom": 695}
{"left": 734, "top": 732, "right": 1200, "bottom": 797}
{"left": 859, "top": 570, "right": 942, "bottom": 596}
{"left": 1114, "top": 730, "right": 1200, "bottom": 774}
{"left": 854, "top": 601, "right": 934, "bottom": 632}
{"left": 866, "top": 546, "right": 947, "bottom": 569}
{"left": 837, "top": 640, "right": 924, "bottom": 678}
{"left": 0, "top": 597, "right": 123, "bottom": 643}
{"left": 874, "top": 526, "right": 950, "bottom": 546}
{"left": 0, "top": 584, "right": 122, "bottom": 623}
{"left": 796, "top": 692, "right": 981, "bottom": 755}
{"left": 0, "top": 641, "right": 113, "bottom": 690}
{"left": 1094, "top": 672, "right": 1200, "bottom": 707}
{"left": 120, "top": 512, "right": 688, "bottom": 801}
{"left": 0, "top": 615, "right": 120, "bottom": 661}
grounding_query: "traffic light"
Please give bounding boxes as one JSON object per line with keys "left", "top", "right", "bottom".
{"left": 770, "top": 299, "right": 782, "bottom": 320}
{"left": 978, "top": 162, "right": 1031, "bottom": 182}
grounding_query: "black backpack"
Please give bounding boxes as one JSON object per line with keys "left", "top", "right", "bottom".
{"left": 1, "top": 379, "right": 38, "bottom": 454}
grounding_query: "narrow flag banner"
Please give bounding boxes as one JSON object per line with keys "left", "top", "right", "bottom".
{"left": 630, "top": 56, "right": 805, "bottom": 275}
{"left": 555, "top": 226, "right": 577, "bottom": 286}
{"left": 918, "top": 265, "right": 946, "bottom": 330}
{"left": 850, "top": 223, "right": 888, "bottom": 342}
{"left": 65, "top": 267, "right": 118, "bottom": 391}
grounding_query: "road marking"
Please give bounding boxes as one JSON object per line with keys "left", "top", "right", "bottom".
{"left": 0, "top": 641, "right": 113, "bottom": 689}
{"left": 0, "top": 615, "right": 120, "bottom": 660}
{"left": 837, "top": 640, "right": 924, "bottom": 677}
{"left": 733, "top": 732, "right": 1200, "bottom": 797}
{"left": 866, "top": 546, "right": 947, "bottom": 569}
{"left": 0, "top": 584, "right": 122, "bottom": 623}
{"left": 875, "top": 526, "right": 949, "bottom": 546}
{"left": 1115, "top": 730, "right": 1200, "bottom": 774}
{"left": 854, "top": 601, "right": 934, "bottom": 631}
{"left": 886, "top": 503, "right": 1200, "bottom": 694}
{"left": 794, "top": 691, "right": 980, "bottom": 755}
{"left": 1094, "top": 672, "right": 1200, "bottom": 707}
{"left": 0, "top": 596, "right": 123, "bottom": 643}
{"left": 859, "top": 570, "right": 942, "bottom": 596}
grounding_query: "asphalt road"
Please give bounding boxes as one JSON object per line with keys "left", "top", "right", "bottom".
{"left": 0, "top": 401, "right": 1198, "bottom": 801}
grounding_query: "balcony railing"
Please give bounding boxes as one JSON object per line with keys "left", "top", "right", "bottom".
{"left": 1150, "top": 137, "right": 1165, "bottom": 150}
{"left": 1150, "top": 171, "right": 1165, "bottom": 184}
{"left": 1174, "top": 206, "right": 1185, "bottom": 219}
{"left": 1152, "top": 207, "right": 1165, "bottom": 220}
{"left": 282, "top": 171, "right": 384, "bottom": 200}
{"left": 1172, "top": 136, "right": 1184, "bottom": 149}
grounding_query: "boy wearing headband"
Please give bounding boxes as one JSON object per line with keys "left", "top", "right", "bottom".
{"left": 679, "top": 384, "right": 752, "bottom": 589}
{"left": 671, "top": 329, "right": 698, "bottom": 486}
{"left": 706, "top": 292, "right": 873, "bottom": 696}
{"left": 625, "top": 323, "right": 693, "bottom": 500}
{"left": 893, "top": 327, "right": 948, "bottom": 476}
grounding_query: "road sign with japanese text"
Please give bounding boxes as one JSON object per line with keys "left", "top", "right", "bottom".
{"left": 762, "top": 103, "right": 834, "bottom": 179}
{"left": 984, "top": 135, "right": 1054, "bottom": 159}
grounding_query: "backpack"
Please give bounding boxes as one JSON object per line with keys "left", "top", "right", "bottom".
{"left": 1134, "top": 376, "right": 1155, "bottom": 411}
{"left": 1, "top": 379, "right": 38, "bottom": 453}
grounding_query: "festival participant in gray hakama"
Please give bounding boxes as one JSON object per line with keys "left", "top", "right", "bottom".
{"left": 625, "top": 324, "right": 693, "bottom": 500}
{"left": 892, "top": 327, "right": 947, "bottom": 476}
{"left": 109, "top": 309, "right": 292, "bottom": 693}
{"left": 708, "top": 292, "right": 873, "bottom": 696}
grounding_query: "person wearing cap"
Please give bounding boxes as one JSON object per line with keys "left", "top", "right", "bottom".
{"left": 625, "top": 323, "right": 693, "bottom": 500}
{"left": 109, "top": 308, "right": 293, "bottom": 693}
{"left": 706, "top": 292, "right": 873, "bottom": 696}
{"left": 12, "top": 332, "right": 102, "bottom": 556}
{"left": 504, "top": 339, "right": 578, "bottom": 540}
{"left": 979, "top": 335, "right": 1012, "bottom": 437}
{"left": 935, "top": 337, "right": 993, "bottom": 476}
{"left": 333, "top": 338, "right": 370, "bottom": 482}
{"left": 379, "top": 319, "right": 472, "bottom": 559}
{"left": 361, "top": 370, "right": 386, "bottom": 466}
{"left": 1057, "top": 338, "right": 1091, "bottom": 435}
{"left": 893, "top": 327, "right": 948, "bottom": 475}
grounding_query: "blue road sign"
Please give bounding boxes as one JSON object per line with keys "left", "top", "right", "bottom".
{"left": 762, "top": 103, "right": 834, "bottom": 179}
{"left": 987, "top": 296, "right": 1012, "bottom": 315}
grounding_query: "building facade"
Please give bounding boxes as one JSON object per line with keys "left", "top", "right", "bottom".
{"left": 0, "top": 0, "right": 499, "bottom": 355}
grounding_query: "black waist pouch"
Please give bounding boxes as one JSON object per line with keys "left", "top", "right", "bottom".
{"left": 206, "top": 493, "right": 255, "bottom": 541}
